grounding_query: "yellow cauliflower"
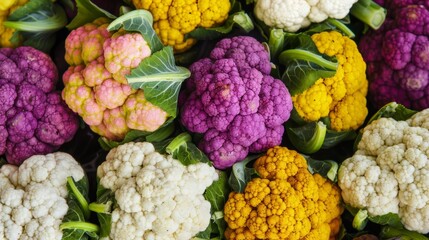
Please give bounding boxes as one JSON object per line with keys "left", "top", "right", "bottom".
{"left": 223, "top": 146, "right": 344, "bottom": 240}
{"left": 0, "top": 0, "right": 27, "bottom": 47}
{"left": 292, "top": 31, "right": 368, "bottom": 132}
{"left": 132, "top": 0, "right": 230, "bottom": 52}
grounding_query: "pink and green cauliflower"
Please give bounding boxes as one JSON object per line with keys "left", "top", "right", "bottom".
{"left": 62, "top": 18, "right": 168, "bottom": 141}
{"left": 180, "top": 36, "right": 293, "bottom": 169}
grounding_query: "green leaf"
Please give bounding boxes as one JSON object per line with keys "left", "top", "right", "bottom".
{"left": 286, "top": 121, "right": 327, "bottom": 154}
{"left": 228, "top": 155, "right": 260, "bottom": 193}
{"left": 380, "top": 226, "right": 429, "bottom": 240}
{"left": 107, "top": 9, "right": 163, "bottom": 52}
{"left": 304, "top": 156, "right": 338, "bottom": 182}
{"left": 92, "top": 181, "right": 115, "bottom": 238}
{"left": 322, "top": 129, "right": 356, "bottom": 149}
{"left": 126, "top": 46, "right": 190, "bottom": 117}
{"left": 366, "top": 102, "right": 417, "bottom": 125}
{"left": 368, "top": 213, "right": 403, "bottom": 229}
{"left": 187, "top": 11, "right": 254, "bottom": 40}
{"left": 279, "top": 33, "right": 338, "bottom": 96}
{"left": 199, "top": 171, "right": 230, "bottom": 238}
{"left": 66, "top": 0, "right": 116, "bottom": 30}
{"left": 4, "top": 0, "right": 67, "bottom": 52}
{"left": 303, "top": 18, "right": 355, "bottom": 38}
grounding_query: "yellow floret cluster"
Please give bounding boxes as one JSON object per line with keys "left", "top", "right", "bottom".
{"left": 223, "top": 146, "right": 343, "bottom": 240}
{"left": 292, "top": 31, "right": 368, "bottom": 131}
{"left": 0, "top": 0, "right": 28, "bottom": 47}
{"left": 132, "top": 0, "right": 230, "bottom": 52}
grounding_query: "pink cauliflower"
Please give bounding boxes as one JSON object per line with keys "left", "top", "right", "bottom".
{"left": 62, "top": 18, "right": 168, "bottom": 141}
{"left": 180, "top": 36, "right": 293, "bottom": 169}
{"left": 0, "top": 46, "right": 79, "bottom": 165}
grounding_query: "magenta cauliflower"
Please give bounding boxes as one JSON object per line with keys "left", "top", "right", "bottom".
{"left": 0, "top": 46, "right": 78, "bottom": 165}
{"left": 62, "top": 18, "right": 168, "bottom": 141}
{"left": 180, "top": 36, "right": 293, "bottom": 169}
{"left": 359, "top": 1, "right": 429, "bottom": 110}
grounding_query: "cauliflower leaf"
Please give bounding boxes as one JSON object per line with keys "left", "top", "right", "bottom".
{"left": 66, "top": 0, "right": 116, "bottom": 30}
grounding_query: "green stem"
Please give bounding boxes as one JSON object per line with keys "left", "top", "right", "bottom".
{"left": 268, "top": 28, "right": 285, "bottom": 60}
{"left": 380, "top": 226, "right": 429, "bottom": 240}
{"left": 279, "top": 49, "right": 338, "bottom": 71}
{"left": 166, "top": 132, "right": 192, "bottom": 155}
{"left": 88, "top": 202, "right": 112, "bottom": 214}
{"left": 326, "top": 18, "right": 355, "bottom": 38}
{"left": 67, "top": 177, "right": 90, "bottom": 219}
{"left": 60, "top": 221, "right": 100, "bottom": 233}
{"left": 350, "top": 0, "right": 387, "bottom": 30}
{"left": 287, "top": 121, "right": 327, "bottom": 154}
{"left": 353, "top": 209, "right": 368, "bottom": 231}
{"left": 232, "top": 11, "right": 254, "bottom": 33}
{"left": 4, "top": 5, "right": 67, "bottom": 32}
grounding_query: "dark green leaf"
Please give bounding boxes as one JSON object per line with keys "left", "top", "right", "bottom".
{"left": 66, "top": 0, "right": 116, "bottom": 30}
{"left": 107, "top": 9, "right": 163, "bottom": 52}
{"left": 228, "top": 155, "right": 260, "bottom": 193}
{"left": 279, "top": 33, "right": 338, "bottom": 96}
{"left": 304, "top": 156, "right": 338, "bottom": 182}
{"left": 303, "top": 18, "right": 355, "bottom": 38}
{"left": 93, "top": 181, "right": 115, "bottom": 238}
{"left": 380, "top": 226, "right": 429, "bottom": 240}
{"left": 126, "top": 46, "right": 190, "bottom": 117}
{"left": 368, "top": 213, "right": 403, "bottom": 229}
{"left": 4, "top": 0, "right": 67, "bottom": 52}
{"left": 366, "top": 102, "right": 417, "bottom": 125}
{"left": 59, "top": 0, "right": 75, "bottom": 11}
{"left": 173, "top": 143, "right": 211, "bottom": 166}
{"left": 0, "top": 157, "right": 7, "bottom": 168}
{"left": 322, "top": 129, "right": 356, "bottom": 149}
{"left": 187, "top": 11, "right": 253, "bottom": 40}
{"left": 286, "top": 121, "right": 327, "bottom": 154}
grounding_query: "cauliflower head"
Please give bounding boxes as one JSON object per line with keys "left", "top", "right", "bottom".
{"left": 292, "top": 31, "right": 368, "bottom": 131}
{"left": 131, "top": 0, "right": 231, "bottom": 52}
{"left": 62, "top": 18, "right": 168, "bottom": 141}
{"left": 180, "top": 36, "right": 293, "bottom": 169}
{"left": 0, "top": 46, "right": 79, "bottom": 165}
{"left": 338, "top": 108, "right": 429, "bottom": 233}
{"left": 253, "top": 0, "right": 358, "bottom": 32}
{"left": 359, "top": 3, "right": 429, "bottom": 110}
{"left": 223, "top": 146, "right": 344, "bottom": 240}
{"left": 97, "top": 141, "right": 219, "bottom": 240}
{"left": 0, "top": 152, "right": 85, "bottom": 240}
{"left": 0, "top": 0, "right": 28, "bottom": 48}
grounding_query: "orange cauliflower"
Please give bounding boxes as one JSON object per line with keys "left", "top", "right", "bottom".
{"left": 224, "top": 146, "right": 344, "bottom": 240}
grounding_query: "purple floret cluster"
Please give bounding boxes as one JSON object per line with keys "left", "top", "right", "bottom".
{"left": 359, "top": 0, "right": 429, "bottom": 110}
{"left": 0, "top": 46, "right": 79, "bottom": 165}
{"left": 180, "top": 36, "right": 293, "bottom": 169}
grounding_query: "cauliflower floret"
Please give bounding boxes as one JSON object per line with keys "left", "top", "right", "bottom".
{"left": 97, "top": 141, "right": 219, "bottom": 240}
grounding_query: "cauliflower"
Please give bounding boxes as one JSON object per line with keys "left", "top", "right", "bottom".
{"left": 359, "top": 1, "right": 429, "bottom": 110}
{"left": 338, "top": 103, "right": 429, "bottom": 233}
{"left": 0, "top": 46, "right": 79, "bottom": 165}
{"left": 253, "top": 0, "right": 358, "bottom": 32}
{"left": 180, "top": 36, "right": 293, "bottom": 169}
{"left": 0, "top": 152, "right": 91, "bottom": 240}
{"left": 131, "top": 0, "right": 231, "bottom": 52}
{"left": 223, "top": 146, "right": 344, "bottom": 240}
{"left": 94, "top": 141, "right": 219, "bottom": 240}
{"left": 62, "top": 17, "right": 169, "bottom": 141}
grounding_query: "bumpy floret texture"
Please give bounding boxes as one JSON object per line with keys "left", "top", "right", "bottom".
{"left": 0, "top": 0, "right": 28, "bottom": 48}
{"left": 0, "top": 46, "right": 78, "bottom": 165}
{"left": 338, "top": 108, "right": 429, "bottom": 233}
{"left": 223, "top": 146, "right": 344, "bottom": 240}
{"left": 292, "top": 31, "right": 369, "bottom": 131}
{"left": 180, "top": 36, "right": 293, "bottom": 169}
{"left": 359, "top": 2, "right": 429, "bottom": 110}
{"left": 62, "top": 19, "right": 168, "bottom": 141}
{"left": 0, "top": 152, "right": 85, "bottom": 240}
{"left": 131, "top": 0, "right": 230, "bottom": 52}
{"left": 97, "top": 141, "right": 219, "bottom": 240}
{"left": 254, "top": 0, "right": 358, "bottom": 32}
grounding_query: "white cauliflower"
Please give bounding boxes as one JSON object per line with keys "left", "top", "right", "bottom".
{"left": 0, "top": 152, "right": 85, "bottom": 240}
{"left": 97, "top": 141, "right": 219, "bottom": 240}
{"left": 253, "top": 0, "right": 358, "bottom": 32}
{"left": 338, "top": 108, "right": 429, "bottom": 234}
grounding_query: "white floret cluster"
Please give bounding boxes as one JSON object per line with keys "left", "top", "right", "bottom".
{"left": 254, "top": 0, "right": 358, "bottom": 32}
{"left": 97, "top": 142, "right": 219, "bottom": 240}
{"left": 0, "top": 152, "right": 85, "bottom": 240}
{"left": 338, "top": 108, "right": 429, "bottom": 233}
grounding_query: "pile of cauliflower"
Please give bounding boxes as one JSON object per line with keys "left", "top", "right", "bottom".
{"left": 339, "top": 106, "right": 429, "bottom": 233}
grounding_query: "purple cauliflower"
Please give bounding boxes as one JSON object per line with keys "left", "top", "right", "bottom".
{"left": 359, "top": 1, "right": 429, "bottom": 110}
{"left": 0, "top": 46, "right": 79, "bottom": 165}
{"left": 180, "top": 36, "right": 293, "bottom": 169}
